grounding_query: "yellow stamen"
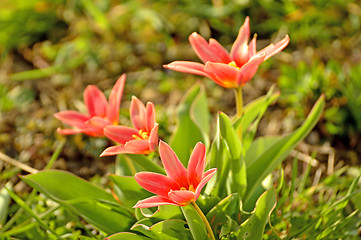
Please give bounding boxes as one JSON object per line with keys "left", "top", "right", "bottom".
{"left": 132, "top": 129, "right": 150, "bottom": 140}
{"left": 180, "top": 185, "right": 195, "bottom": 192}
{"left": 228, "top": 61, "right": 240, "bottom": 69}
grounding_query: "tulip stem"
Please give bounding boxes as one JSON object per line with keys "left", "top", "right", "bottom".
{"left": 191, "top": 202, "right": 215, "bottom": 240}
{"left": 234, "top": 87, "right": 243, "bottom": 141}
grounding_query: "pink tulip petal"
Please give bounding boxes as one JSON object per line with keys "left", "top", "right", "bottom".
{"left": 208, "top": 38, "right": 232, "bottom": 63}
{"left": 122, "top": 139, "right": 150, "bottom": 153}
{"left": 159, "top": 141, "right": 189, "bottom": 187}
{"left": 54, "top": 110, "right": 90, "bottom": 128}
{"left": 248, "top": 34, "right": 257, "bottom": 59}
{"left": 189, "top": 32, "right": 227, "bottom": 63}
{"left": 194, "top": 168, "right": 217, "bottom": 200}
{"left": 85, "top": 116, "right": 111, "bottom": 129}
{"left": 100, "top": 145, "right": 126, "bottom": 156}
{"left": 187, "top": 142, "right": 206, "bottom": 187}
{"left": 231, "top": 16, "right": 251, "bottom": 66}
{"left": 133, "top": 195, "right": 178, "bottom": 208}
{"left": 104, "top": 125, "right": 139, "bottom": 144}
{"left": 84, "top": 85, "right": 108, "bottom": 118}
{"left": 149, "top": 124, "right": 159, "bottom": 151}
{"left": 145, "top": 102, "right": 156, "bottom": 133}
{"left": 236, "top": 53, "right": 265, "bottom": 86}
{"left": 107, "top": 74, "right": 126, "bottom": 124}
{"left": 261, "top": 35, "right": 290, "bottom": 60}
{"left": 163, "top": 61, "right": 208, "bottom": 77}
{"left": 238, "top": 52, "right": 266, "bottom": 75}
{"left": 204, "top": 62, "right": 239, "bottom": 88}
{"left": 56, "top": 128, "right": 84, "bottom": 135}
{"left": 135, "top": 172, "right": 180, "bottom": 197}
{"left": 130, "top": 96, "right": 146, "bottom": 131}
{"left": 168, "top": 190, "right": 195, "bottom": 206}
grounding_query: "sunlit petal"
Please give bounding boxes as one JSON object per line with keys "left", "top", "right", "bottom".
{"left": 168, "top": 190, "right": 195, "bottom": 206}
{"left": 133, "top": 196, "right": 178, "bottom": 208}
{"left": 159, "top": 141, "right": 188, "bottom": 186}
{"left": 54, "top": 110, "right": 90, "bottom": 128}
{"left": 130, "top": 96, "right": 146, "bottom": 131}
{"left": 83, "top": 85, "right": 108, "bottom": 117}
{"left": 104, "top": 125, "right": 139, "bottom": 145}
{"left": 194, "top": 168, "right": 217, "bottom": 200}
{"left": 187, "top": 142, "right": 206, "bottom": 187}
{"left": 163, "top": 61, "right": 208, "bottom": 77}
{"left": 107, "top": 74, "right": 126, "bottom": 124}
{"left": 135, "top": 172, "right": 180, "bottom": 197}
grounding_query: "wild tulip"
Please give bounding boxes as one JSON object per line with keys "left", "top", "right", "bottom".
{"left": 133, "top": 141, "right": 217, "bottom": 208}
{"left": 164, "top": 16, "right": 290, "bottom": 88}
{"left": 100, "top": 96, "right": 158, "bottom": 155}
{"left": 54, "top": 74, "right": 126, "bottom": 137}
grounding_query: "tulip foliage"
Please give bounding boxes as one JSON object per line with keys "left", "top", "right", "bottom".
{"left": 19, "top": 17, "right": 325, "bottom": 239}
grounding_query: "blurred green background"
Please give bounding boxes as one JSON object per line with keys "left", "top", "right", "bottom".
{"left": 0, "top": 0, "right": 360, "bottom": 176}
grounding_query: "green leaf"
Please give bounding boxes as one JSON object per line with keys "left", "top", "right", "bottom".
{"left": 234, "top": 188, "right": 277, "bottom": 240}
{"left": 124, "top": 154, "right": 165, "bottom": 174}
{"left": 5, "top": 187, "right": 58, "bottom": 236}
{"left": 170, "top": 84, "right": 210, "bottom": 165}
{"left": 181, "top": 204, "right": 208, "bottom": 240}
{"left": 108, "top": 174, "right": 153, "bottom": 208}
{"left": 244, "top": 95, "right": 325, "bottom": 210}
{"left": 106, "top": 232, "right": 150, "bottom": 240}
{"left": 132, "top": 219, "right": 192, "bottom": 240}
{"left": 20, "top": 170, "right": 135, "bottom": 234}
{"left": 219, "top": 112, "right": 247, "bottom": 198}
{"left": 206, "top": 193, "right": 241, "bottom": 237}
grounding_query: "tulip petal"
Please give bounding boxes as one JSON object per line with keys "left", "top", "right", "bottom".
{"left": 248, "top": 34, "right": 257, "bottom": 59}
{"left": 56, "top": 128, "right": 84, "bottom": 135}
{"left": 145, "top": 102, "right": 155, "bottom": 133}
{"left": 130, "top": 96, "right": 146, "bottom": 131}
{"left": 237, "top": 52, "right": 266, "bottom": 86}
{"left": 84, "top": 85, "right": 108, "bottom": 117}
{"left": 187, "top": 142, "right": 206, "bottom": 187}
{"left": 261, "top": 35, "right": 290, "bottom": 61}
{"left": 231, "top": 16, "right": 251, "bottom": 66}
{"left": 189, "top": 33, "right": 228, "bottom": 63}
{"left": 134, "top": 195, "right": 178, "bottom": 208}
{"left": 104, "top": 125, "right": 139, "bottom": 144}
{"left": 107, "top": 74, "right": 126, "bottom": 124}
{"left": 122, "top": 139, "right": 150, "bottom": 153}
{"left": 163, "top": 61, "right": 208, "bottom": 77}
{"left": 135, "top": 172, "right": 180, "bottom": 197}
{"left": 149, "top": 124, "right": 159, "bottom": 151}
{"left": 204, "top": 62, "right": 239, "bottom": 88}
{"left": 168, "top": 190, "right": 195, "bottom": 206}
{"left": 194, "top": 168, "right": 217, "bottom": 200}
{"left": 209, "top": 38, "right": 232, "bottom": 63}
{"left": 54, "top": 110, "right": 90, "bottom": 128}
{"left": 159, "top": 141, "right": 188, "bottom": 187}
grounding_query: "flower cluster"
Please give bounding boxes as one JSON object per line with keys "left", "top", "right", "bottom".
{"left": 54, "top": 16, "right": 289, "bottom": 215}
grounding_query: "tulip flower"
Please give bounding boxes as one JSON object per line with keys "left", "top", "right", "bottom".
{"left": 133, "top": 141, "right": 217, "bottom": 208}
{"left": 100, "top": 96, "right": 159, "bottom": 155}
{"left": 54, "top": 74, "right": 126, "bottom": 137}
{"left": 164, "top": 16, "right": 290, "bottom": 88}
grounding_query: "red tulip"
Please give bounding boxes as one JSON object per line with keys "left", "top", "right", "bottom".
{"left": 100, "top": 96, "right": 159, "bottom": 155}
{"left": 133, "top": 141, "right": 217, "bottom": 208}
{"left": 164, "top": 17, "right": 290, "bottom": 88}
{"left": 54, "top": 74, "right": 126, "bottom": 137}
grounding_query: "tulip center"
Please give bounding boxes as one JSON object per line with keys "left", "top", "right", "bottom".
{"left": 132, "top": 129, "right": 149, "bottom": 140}
{"left": 180, "top": 184, "right": 195, "bottom": 192}
{"left": 228, "top": 61, "right": 240, "bottom": 70}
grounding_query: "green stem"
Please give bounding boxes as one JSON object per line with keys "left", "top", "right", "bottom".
{"left": 191, "top": 202, "right": 216, "bottom": 240}
{"left": 234, "top": 87, "right": 243, "bottom": 141}
{"left": 124, "top": 155, "right": 137, "bottom": 176}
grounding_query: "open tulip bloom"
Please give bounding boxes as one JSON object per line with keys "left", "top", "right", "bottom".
{"left": 54, "top": 74, "right": 126, "bottom": 137}
{"left": 164, "top": 16, "right": 290, "bottom": 88}
{"left": 100, "top": 96, "right": 159, "bottom": 156}
{"left": 133, "top": 141, "right": 217, "bottom": 208}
